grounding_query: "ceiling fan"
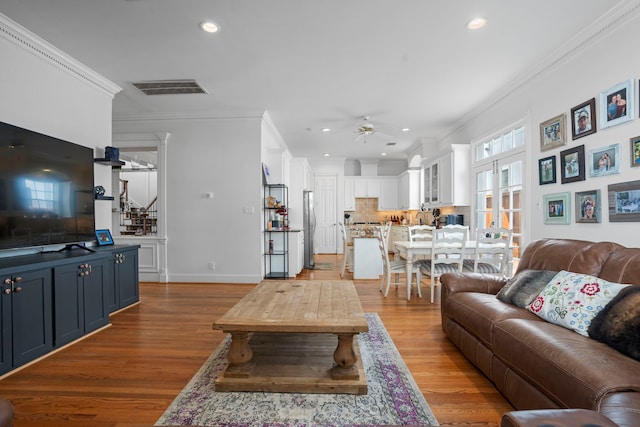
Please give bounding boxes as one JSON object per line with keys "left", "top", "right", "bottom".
{"left": 354, "top": 116, "right": 393, "bottom": 144}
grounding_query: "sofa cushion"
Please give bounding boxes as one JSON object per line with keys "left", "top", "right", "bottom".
{"left": 493, "top": 318, "right": 640, "bottom": 409}
{"left": 589, "top": 285, "right": 640, "bottom": 361}
{"left": 445, "top": 292, "right": 541, "bottom": 348}
{"left": 496, "top": 269, "right": 557, "bottom": 307}
{"left": 527, "top": 270, "right": 629, "bottom": 336}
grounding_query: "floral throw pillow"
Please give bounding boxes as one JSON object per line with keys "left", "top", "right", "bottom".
{"left": 527, "top": 270, "right": 630, "bottom": 336}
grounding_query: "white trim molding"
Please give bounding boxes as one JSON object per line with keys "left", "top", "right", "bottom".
{"left": 0, "top": 12, "right": 121, "bottom": 97}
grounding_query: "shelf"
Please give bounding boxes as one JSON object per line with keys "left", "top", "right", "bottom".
{"left": 94, "top": 158, "right": 125, "bottom": 167}
{"left": 95, "top": 195, "right": 115, "bottom": 201}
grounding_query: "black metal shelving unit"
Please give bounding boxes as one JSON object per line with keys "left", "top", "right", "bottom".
{"left": 264, "top": 184, "right": 288, "bottom": 279}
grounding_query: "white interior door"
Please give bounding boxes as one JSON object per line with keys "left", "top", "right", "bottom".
{"left": 314, "top": 174, "right": 337, "bottom": 253}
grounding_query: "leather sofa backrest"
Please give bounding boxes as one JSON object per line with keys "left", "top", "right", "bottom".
{"left": 516, "top": 239, "right": 623, "bottom": 278}
{"left": 600, "top": 247, "right": 640, "bottom": 284}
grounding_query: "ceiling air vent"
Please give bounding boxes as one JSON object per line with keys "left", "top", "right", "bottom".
{"left": 131, "top": 79, "right": 207, "bottom": 95}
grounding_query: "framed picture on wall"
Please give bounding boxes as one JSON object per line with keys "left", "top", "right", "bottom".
{"left": 544, "top": 192, "right": 571, "bottom": 225}
{"left": 599, "top": 79, "right": 635, "bottom": 129}
{"left": 540, "top": 114, "right": 566, "bottom": 152}
{"left": 560, "top": 145, "right": 585, "bottom": 184}
{"left": 630, "top": 135, "right": 640, "bottom": 167}
{"left": 608, "top": 180, "right": 640, "bottom": 222}
{"left": 575, "top": 190, "right": 601, "bottom": 223}
{"left": 538, "top": 155, "right": 556, "bottom": 185}
{"left": 589, "top": 144, "right": 620, "bottom": 177}
{"left": 570, "top": 98, "right": 597, "bottom": 140}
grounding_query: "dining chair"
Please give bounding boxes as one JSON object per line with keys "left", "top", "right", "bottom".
{"left": 375, "top": 227, "right": 422, "bottom": 298}
{"left": 339, "top": 222, "right": 354, "bottom": 277}
{"left": 418, "top": 226, "right": 468, "bottom": 303}
{"left": 407, "top": 224, "right": 434, "bottom": 242}
{"left": 380, "top": 221, "right": 393, "bottom": 253}
{"left": 463, "top": 227, "right": 513, "bottom": 278}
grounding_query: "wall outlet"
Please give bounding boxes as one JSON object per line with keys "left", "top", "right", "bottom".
{"left": 208, "top": 261, "right": 215, "bottom": 270}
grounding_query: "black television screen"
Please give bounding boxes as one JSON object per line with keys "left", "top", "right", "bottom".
{"left": 0, "top": 121, "right": 95, "bottom": 250}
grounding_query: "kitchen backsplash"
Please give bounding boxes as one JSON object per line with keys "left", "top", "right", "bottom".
{"left": 345, "top": 198, "right": 470, "bottom": 226}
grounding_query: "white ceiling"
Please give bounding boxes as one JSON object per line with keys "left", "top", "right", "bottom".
{"left": 0, "top": 0, "right": 624, "bottom": 161}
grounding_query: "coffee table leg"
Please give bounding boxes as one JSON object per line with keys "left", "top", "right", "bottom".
{"left": 224, "top": 331, "right": 254, "bottom": 378}
{"left": 332, "top": 333, "right": 359, "bottom": 380}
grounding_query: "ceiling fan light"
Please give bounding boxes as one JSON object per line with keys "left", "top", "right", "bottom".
{"left": 200, "top": 21, "right": 220, "bottom": 33}
{"left": 466, "top": 17, "right": 487, "bottom": 30}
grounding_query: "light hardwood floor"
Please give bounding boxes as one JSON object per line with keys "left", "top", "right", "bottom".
{"left": 0, "top": 254, "right": 512, "bottom": 427}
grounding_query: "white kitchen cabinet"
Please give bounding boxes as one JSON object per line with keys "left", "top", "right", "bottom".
{"left": 353, "top": 237, "right": 383, "bottom": 279}
{"left": 423, "top": 144, "right": 470, "bottom": 207}
{"left": 345, "top": 177, "right": 396, "bottom": 210}
{"left": 344, "top": 177, "right": 356, "bottom": 210}
{"left": 378, "top": 177, "right": 398, "bottom": 210}
{"left": 353, "top": 178, "right": 380, "bottom": 198}
{"left": 288, "top": 231, "right": 304, "bottom": 278}
{"left": 398, "top": 170, "right": 421, "bottom": 210}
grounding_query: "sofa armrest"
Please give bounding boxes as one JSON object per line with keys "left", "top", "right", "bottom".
{"left": 0, "top": 397, "right": 14, "bottom": 427}
{"left": 440, "top": 272, "right": 508, "bottom": 326}
{"left": 440, "top": 272, "right": 507, "bottom": 296}
{"left": 501, "top": 409, "right": 618, "bottom": 427}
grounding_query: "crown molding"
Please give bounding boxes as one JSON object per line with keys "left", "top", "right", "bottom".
{"left": 112, "top": 111, "right": 264, "bottom": 122}
{"left": 0, "top": 13, "right": 121, "bottom": 97}
{"left": 443, "top": 0, "right": 640, "bottom": 142}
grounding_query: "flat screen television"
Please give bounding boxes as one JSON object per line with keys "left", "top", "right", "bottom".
{"left": 0, "top": 121, "right": 95, "bottom": 251}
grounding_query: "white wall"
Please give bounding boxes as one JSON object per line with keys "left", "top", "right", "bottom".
{"left": 437, "top": 8, "right": 640, "bottom": 248}
{"left": 0, "top": 14, "right": 119, "bottom": 254}
{"left": 113, "top": 116, "right": 264, "bottom": 283}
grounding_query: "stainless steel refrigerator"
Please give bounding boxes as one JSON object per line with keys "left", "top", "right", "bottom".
{"left": 303, "top": 190, "right": 316, "bottom": 269}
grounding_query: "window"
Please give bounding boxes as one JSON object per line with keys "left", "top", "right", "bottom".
{"left": 472, "top": 123, "right": 526, "bottom": 261}
{"left": 24, "top": 179, "right": 55, "bottom": 211}
{"left": 475, "top": 126, "right": 525, "bottom": 161}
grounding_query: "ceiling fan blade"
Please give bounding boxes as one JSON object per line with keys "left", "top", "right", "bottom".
{"left": 354, "top": 134, "right": 367, "bottom": 144}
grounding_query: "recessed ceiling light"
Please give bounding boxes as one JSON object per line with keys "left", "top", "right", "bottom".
{"left": 380, "top": 152, "right": 387, "bottom": 156}
{"left": 401, "top": 128, "right": 410, "bottom": 132}
{"left": 466, "top": 17, "right": 487, "bottom": 30}
{"left": 321, "top": 128, "right": 331, "bottom": 132}
{"left": 200, "top": 21, "right": 220, "bottom": 33}
{"left": 323, "top": 153, "right": 330, "bottom": 157}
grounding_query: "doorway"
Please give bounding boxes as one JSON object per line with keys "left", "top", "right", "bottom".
{"left": 314, "top": 174, "right": 338, "bottom": 253}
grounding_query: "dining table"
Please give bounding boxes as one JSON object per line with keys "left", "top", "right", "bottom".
{"left": 394, "top": 240, "right": 511, "bottom": 301}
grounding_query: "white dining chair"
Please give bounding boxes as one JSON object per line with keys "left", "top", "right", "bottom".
{"left": 339, "top": 222, "right": 354, "bottom": 277}
{"left": 463, "top": 227, "right": 513, "bottom": 278}
{"left": 375, "top": 227, "right": 422, "bottom": 298}
{"left": 407, "top": 224, "right": 434, "bottom": 242}
{"left": 418, "top": 226, "right": 468, "bottom": 303}
{"left": 380, "top": 221, "right": 393, "bottom": 253}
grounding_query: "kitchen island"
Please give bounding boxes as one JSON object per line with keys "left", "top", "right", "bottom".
{"left": 347, "top": 225, "right": 383, "bottom": 279}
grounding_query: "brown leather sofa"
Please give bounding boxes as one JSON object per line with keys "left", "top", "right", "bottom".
{"left": 439, "top": 238, "right": 640, "bottom": 427}
{"left": 0, "top": 397, "right": 14, "bottom": 427}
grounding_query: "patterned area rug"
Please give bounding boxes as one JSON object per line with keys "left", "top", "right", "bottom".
{"left": 155, "top": 313, "right": 439, "bottom": 426}
{"left": 312, "top": 262, "right": 333, "bottom": 270}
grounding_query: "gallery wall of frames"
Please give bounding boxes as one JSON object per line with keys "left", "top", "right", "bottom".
{"left": 538, "top": 78, "right": 640, "bottom": 226}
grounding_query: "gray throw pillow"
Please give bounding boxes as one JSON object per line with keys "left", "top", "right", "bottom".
{"left": 588, "top": 286, "right": 640, "bottom": 361}
{"left": 496, "top": 269, "right": 558, "bottom": 308}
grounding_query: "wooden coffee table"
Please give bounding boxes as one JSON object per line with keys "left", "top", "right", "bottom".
{"left": 212, "top": 280, "right": 369, "bottom": 394}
